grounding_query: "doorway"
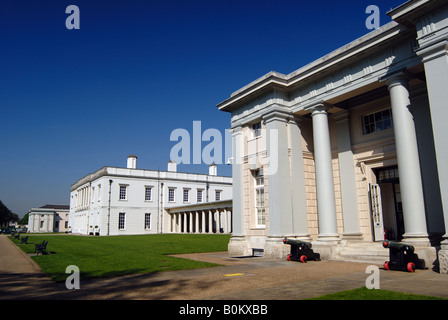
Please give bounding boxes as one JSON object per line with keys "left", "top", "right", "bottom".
{"left": 375, "top": 166, "right": 404, "bottom": 241}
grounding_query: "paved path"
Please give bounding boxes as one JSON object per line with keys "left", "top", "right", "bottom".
{"left": 1, "top": 235, "right": 448, "bottom": 300}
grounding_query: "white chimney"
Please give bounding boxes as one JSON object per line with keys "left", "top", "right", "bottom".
{"left": 209, "top": 163, "right": 217, "bottom": 176}
{"left": 127, "top": 155, "right": 137, "bottom": 169}
{"left": 168, "top": 160, "right": 177, "bottom": 172}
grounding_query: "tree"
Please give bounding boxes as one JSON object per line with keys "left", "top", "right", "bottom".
{"left": 0, "top": 201, "right": 18, "bottom": 226}
{"left": 20, "top": 212, "right": 29, "bottom": 225}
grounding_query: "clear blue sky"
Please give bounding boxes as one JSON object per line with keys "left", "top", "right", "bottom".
{"left": 0, "top": 0, "right": 405, "bottom": 217}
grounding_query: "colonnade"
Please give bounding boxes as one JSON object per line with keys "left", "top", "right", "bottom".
{"left": 169, "top": 208, "right": 232, "bottom": 234}
{"left": 305, "top": 73, "right": 429, "bottom": 244}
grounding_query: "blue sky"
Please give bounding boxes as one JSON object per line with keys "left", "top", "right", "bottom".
{"left": 0, "top": 0, "right": 405, "bottom": 217}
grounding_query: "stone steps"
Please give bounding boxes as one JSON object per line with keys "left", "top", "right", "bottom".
{"left": 332, "top": 242, "right": 389, "bottom": 265}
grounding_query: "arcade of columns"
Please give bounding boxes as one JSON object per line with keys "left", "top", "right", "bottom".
{"left": 168, "top": 206, "right": 232, "bottom": 234}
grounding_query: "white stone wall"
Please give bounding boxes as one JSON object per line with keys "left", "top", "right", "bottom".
{"left": 69, "top": 166, "right": 232, "bottom": 236}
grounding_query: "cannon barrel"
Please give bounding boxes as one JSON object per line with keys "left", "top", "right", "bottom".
{"left": 283, "top": 238, "right": 312, "bottom": 248}
{"left": 383, "top": 240, "right": 414, "bottom": 253}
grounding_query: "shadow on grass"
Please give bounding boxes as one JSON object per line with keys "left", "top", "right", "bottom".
{"left": 0, "top": 269, "right": 220, "bottom": 300}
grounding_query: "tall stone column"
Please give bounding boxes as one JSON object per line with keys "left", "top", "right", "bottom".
{"left": 222, "top": 209, "right": 227, "bottom": 233}
{"left": 216, "top": 210, "right": 221, "bottom": 233}
{"left": 288, "top": 117, "right": 311, "bottom": 240}
{"left": 417, "top": 40, "right": 448, "bottom": 251}
{"left": 333, "top": 111, "right": 362, "bottom": 240}
{"left": 228, "top": 126, "right": 250, "bottom": 255}
{"left": 182, "top": 213, "right": 186, "bottom": 233}
{"left": 208, "top": 210, "right": 213, "bottom": 234}
{"left": 201, "top": 211, "right": 206, "bottom": 234}
{"left": 195, "top": 211, "right": 199, "bottom": 233}
{"left": 262, "top": 110, "right": 295, "bottom": 258}
{"left": 307, "top": 103, "right": 339, "bottom": 243}
{"left": 385, "top": 73, "right": 429, "bottom": 244}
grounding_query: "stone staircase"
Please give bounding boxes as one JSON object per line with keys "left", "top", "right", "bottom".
{"left": 332, "top": 242, "right": 389, "bottom": 265}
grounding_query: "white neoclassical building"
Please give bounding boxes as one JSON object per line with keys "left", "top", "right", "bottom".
{"left": 69, "top": 155, "right": 232, "bottom": 236}
{"left": 28, "top": 204, "right": 70, "bottom": 233}
{"left": 218, "top": 0, "right": 448, "bottom": 272}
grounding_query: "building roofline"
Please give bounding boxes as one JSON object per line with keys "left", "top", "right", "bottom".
{"left": 388, "top": 0, "right": 448, "bottom": 31}
{"left": 70, "top": 166, "right": 232, "bottom": 191}
{"left": 217, "top": 21, "right": 405, "bottom": 112}
{"left": 29, "top": 205, "right": 70, "bottom": 212}
{"left": 166, "top": 199, "right": 232, "bottom": 213}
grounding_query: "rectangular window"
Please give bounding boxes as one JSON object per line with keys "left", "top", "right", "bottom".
{"left": 118, "top": 212, "right": 126, "bottom": 230}
{"left": 215, "top": 190, "right": 221, "bottom": 201}
{"left": 98, "top": 184, "right": 101, "bottom": 202}
{"left": 377, "top": 166, "right": 399, "bottom": 182}
{"left": 363, "top": 108, "right": 393, "bottom": 135}
{"left": 145, "top": 213, "right": 151, "bottom": 230}
{"left": 145, "top": 187, "right": 152, "bottom": 201}
{"left": 91, "top": 187, "right": 95, "bottom": 204}
{"left": 254, "top": 169, "right": 266, "bottom": 227}
{"left": 183, "top": 188, "right": 190, "bottom": 203}
{"left": 197, "top": 189, "right": 203, "bottom": 203}
{"left": 252, "top": 122, "right": 262, "bottom": 138}
{"left": 119, "top": 185, "right": 127, "bottom": 200}
{"left": 168, "top": 188, "right": 175, "bottom": 202}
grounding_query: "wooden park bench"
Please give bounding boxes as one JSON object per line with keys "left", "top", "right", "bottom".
{"left": 20, "top": 236, "right": 29, "bottom": 244}
{"left": 34, "top": 240, "right": 48, "bottom": 256}
{"left": 13, "top": 233, "right": 20, "bottom": 240}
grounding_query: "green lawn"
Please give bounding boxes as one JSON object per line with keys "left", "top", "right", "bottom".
{"left": 10, "top": 234, "right": 230, "bottom": 282}
{"left": 309, "top": 287, "right": 447, "bottom": 300}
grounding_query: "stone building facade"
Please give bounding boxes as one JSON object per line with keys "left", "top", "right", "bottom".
{"left": 218, "top": 0, "right": 448, "bottom": 272}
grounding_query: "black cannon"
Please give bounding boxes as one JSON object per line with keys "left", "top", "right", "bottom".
{"left": 383, "top": 240, "right": 425, "bottom": 272}
{"left": 283, "top": 238, "right": 320, "bottom": 263}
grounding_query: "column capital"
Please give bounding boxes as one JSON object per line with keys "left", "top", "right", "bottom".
{"left": 261, "top": 109, "right": 292, "bottom": 124}
{"left": 416, "top": 38, "right": 448, "bottom": 63}
{"left": 229, "top": 125, "right": 243, "bottom": 135}
{"left": 380, "top": 69, "right": 413, "bottom": 89}
{"left": 304, "top": 101, "right": 333, "bottom": 116}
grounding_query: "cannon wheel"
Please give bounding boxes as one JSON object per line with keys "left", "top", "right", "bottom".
{"left": 407, "top": 262, "right": 416, "bottom": 273}
{"left": 384, "top": 261, "right": 390, "bottom": 270}
{"left": 287, "top": 254, "right": 291, "bottom": 261}
{"left": 300, "top": 255, "right": 307, "bottom": 263}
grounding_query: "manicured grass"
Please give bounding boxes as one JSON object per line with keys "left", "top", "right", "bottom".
{"left": 309, "top": 287, "right": 447, "bottom": 300}
{"left": 10, "top": 234, "right": 230, "bottom": 282}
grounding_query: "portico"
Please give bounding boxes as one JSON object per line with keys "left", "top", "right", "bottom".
{"left": 218, "top": 0, "right": 448, "bottom": 270}
{"left": 166, "top": 200, "right": 232, "bottom": 234}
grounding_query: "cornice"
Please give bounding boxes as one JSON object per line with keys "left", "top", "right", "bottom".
{"left": 217, "top": 22, "right": 405, "bottom": 113}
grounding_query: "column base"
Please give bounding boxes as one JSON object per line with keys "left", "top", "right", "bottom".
{"left": 264, "top": 237, "right": 290, "bottom": 259}
{"left": 283, "top": 234, "right": 313, "bottom": 242}
{"left": 311, "top": 241, "right": 342, "bottom": 260}
{"left": 228, "top": 236, "right": 252, "bottom": 257}
{"left": 341, "top": 233, "right": 364, "bottom": 241}
{"left": 439, "top": 240, "right": 448, "bottom": 274}
{"left": 317, "top": 233, "right": 341, "bottom": 244}
{"left": 401, "top": 233, "right": 431, "bottom": 247}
